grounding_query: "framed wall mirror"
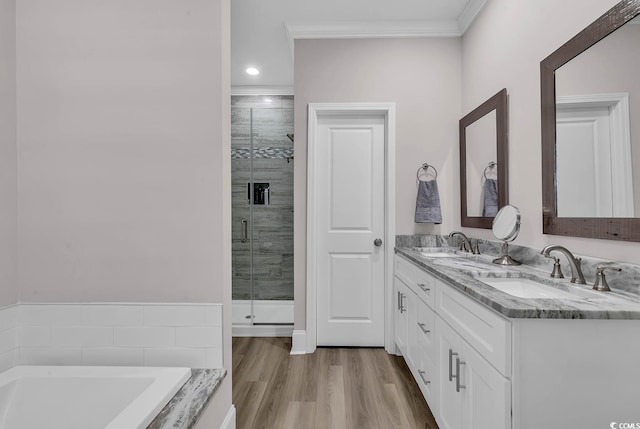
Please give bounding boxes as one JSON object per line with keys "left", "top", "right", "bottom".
{"left": 541, "top": 0, "right": 640, "bottom": 242}
{"left": 459, "top": 88, "right": 509, "bottom": 229}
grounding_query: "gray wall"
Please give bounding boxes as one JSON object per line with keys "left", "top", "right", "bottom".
{"left": 231, "top": 95, "right": 294, "bottom": 300}
{"left": 0, "top": 0, "right": 17, "bottom": 307}
{"left": 461, "top": 0, "right": 640, "bottom": 266}
{"left": 293, "top": 38, "right": 462, "bottom": 328}
{"left": 17, "top": 0, "right": 232, "bottom": 304}
{"left": 16, "top": 0, "right": 233, "bottom": 423}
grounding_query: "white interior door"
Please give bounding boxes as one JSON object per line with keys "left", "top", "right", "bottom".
{"left": 314, "top": 113, "right": 386, "bottom": 347}
{"left": 556, "top": 94, "right": 635, "bottom": 217}
{"left": 556, "top": 106, "right": 612, "bottom": 217}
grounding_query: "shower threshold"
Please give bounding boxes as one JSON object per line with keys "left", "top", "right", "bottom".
{"left": 232, "top": 300, "right": 294, "bottom": 337}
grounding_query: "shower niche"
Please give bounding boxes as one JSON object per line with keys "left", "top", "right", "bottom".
{"left": 231, "top": 95, "right": 294, "bottom": 330}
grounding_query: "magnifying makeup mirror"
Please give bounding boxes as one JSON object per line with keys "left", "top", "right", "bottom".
{"left": 492, "top": 205, "right": 521, "bottom": 265}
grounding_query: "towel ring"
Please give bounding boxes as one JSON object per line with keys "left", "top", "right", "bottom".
{"left": 483, "top": 162, "right": 497, "bottom": 180}
{"left": 416, "top": 163, "right": 438, "bottom": 181}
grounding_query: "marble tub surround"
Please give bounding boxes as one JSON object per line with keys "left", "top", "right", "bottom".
{"left": 148, "top": 368, "right": 227, "bottom": 429}
{"left": 396, "top": 234, "right": 640, "bottom": 296}
{"left": 395, "top": 246, "right": 640, "bottom": 319}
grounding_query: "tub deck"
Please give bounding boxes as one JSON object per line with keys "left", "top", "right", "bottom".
{"left": 147, "top": 368, "right": 227, "bottom": 428}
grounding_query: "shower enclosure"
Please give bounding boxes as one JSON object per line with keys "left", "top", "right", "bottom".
{"left": 231, "top": 95, "right": 294, "bottom": 334}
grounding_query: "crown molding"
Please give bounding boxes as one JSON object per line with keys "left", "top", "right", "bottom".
{"left": 285, "top": 0, "right": 489, "bottom": 59}
{"left": 231, "top": 85, "right": 294, "bottom": 96}
{"left": 457, "top": 0, "right": 488, "bottom": 34}
{"left": 285, "top": 20, "right": 462, "bottom": 59}
{"left": 285, "top": 20, "right": 462, "bottom": 40}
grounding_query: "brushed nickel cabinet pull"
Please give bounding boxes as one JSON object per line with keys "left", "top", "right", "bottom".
{"left": 448, "top": 349, "right": 457, "bottom": 382}
{"left": 455, "top": 357, "right": 466, "bottom": 392}
{"left": 418, "top": 370, "right": 430, "bottom": 385}
{"left": 417, "top": 322, "right": 430, "bottom": 334}
{"left": 417, "top": 283, "right": 430, "bottom": 292}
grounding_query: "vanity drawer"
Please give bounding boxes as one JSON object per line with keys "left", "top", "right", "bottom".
{"left": 416, "top": 298, "right": 436, "bottom": 359}
{"left": 436, "top": 282, "right": 511, "bottom": 376}
{"left": 395, "top": 255, "right": 436, "bottom": 309}
{"left": 414, "top": 340, "right": 437, "bottom": 407}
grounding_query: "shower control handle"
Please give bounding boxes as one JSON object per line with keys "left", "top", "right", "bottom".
{"left": 374, "top": 238, "right": 383, "bottom": 247}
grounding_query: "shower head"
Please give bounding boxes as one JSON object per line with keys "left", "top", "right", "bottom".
{"left": 286, "top": 133, "right": 294, "bottom": 142}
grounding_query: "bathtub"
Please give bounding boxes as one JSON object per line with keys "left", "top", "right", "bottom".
{"left": 0, "top": 366, "right": 191, "bottom": 429}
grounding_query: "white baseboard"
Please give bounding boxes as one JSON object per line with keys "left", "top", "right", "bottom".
{"left": 290, "top": 330, "right": 308, "bottom": 355}
{"left": 220, "top": 405, "right": 236, "bottom": 429}
{"left": 232, "top": 325, "right": 293, "bottom": 337}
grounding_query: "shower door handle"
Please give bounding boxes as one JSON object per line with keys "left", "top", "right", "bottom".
{"left": 241, "top": 219, "right": 248, "bottom": 243}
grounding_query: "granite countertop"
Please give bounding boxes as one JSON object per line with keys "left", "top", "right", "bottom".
{"left": 148, "top": 368, "right": 227, "bottom": 429}
{"left": 396, "top": 246, "right": 640, "bottom": 319}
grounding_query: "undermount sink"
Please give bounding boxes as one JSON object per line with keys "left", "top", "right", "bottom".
{"left": 479, "top": 277, "right": 591, "bottom": 300}
{"left": 419, "top": 252, "right": 459, "bottom": 258}
{"left": 414, "top": 247, "right": 459, "bottom": 258}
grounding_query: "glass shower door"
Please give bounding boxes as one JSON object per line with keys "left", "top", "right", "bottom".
{"left": 231, "top": 106, "right": 253, "bottom": 327}
{"left": 250, "top": 107, "right": 294, "bottom": 324}
{"left": 231, "top": 103, "right": 294, "bottom": 327}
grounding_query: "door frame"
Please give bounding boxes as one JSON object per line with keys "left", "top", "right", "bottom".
{"left": 306, "top": 102, "right": 396, "bottom": 354}
{"left": 556, "top": 93, "right": 634, "bottom": 216}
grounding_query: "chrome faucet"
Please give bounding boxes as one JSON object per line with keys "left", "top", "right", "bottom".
{"left": 540, "top": 245, "right": 586, "bottom": 284}
{"left": 449, "top": 231, "right": 475, "bottom": 254}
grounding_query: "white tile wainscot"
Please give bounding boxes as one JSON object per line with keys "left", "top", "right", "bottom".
{"left": 394, "top": 252, "right": 640, "bottom": 429}
{"left": 0, "top": 306, "right": 19, "bottom": 372}
{"left": 0, "top": 303, "right": 223, "bottom": 369}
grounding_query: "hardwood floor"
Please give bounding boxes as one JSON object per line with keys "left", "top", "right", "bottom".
{"left": 233, "top": 337, "right": 439, "bottom": 429}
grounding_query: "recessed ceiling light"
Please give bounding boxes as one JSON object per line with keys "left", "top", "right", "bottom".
{"left": 246, "top": 67, "right": 260, "bottom": 76}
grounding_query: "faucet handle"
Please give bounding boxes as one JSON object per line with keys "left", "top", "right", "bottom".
{"left": 543, "top": 254, "right": 564, "bottom": 279}
{"left": 593, "top": 265, "right": 622, "bottom": 292}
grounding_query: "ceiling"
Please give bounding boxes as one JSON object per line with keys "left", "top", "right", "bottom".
{"left": 231, "top": 0, "right": 484, "bottom": 90}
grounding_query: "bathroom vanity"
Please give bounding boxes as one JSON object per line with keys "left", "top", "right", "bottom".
{"left": 394, "top": 246, "right": 640, "bottom": 429}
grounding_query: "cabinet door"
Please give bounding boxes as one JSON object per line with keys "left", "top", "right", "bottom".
{"left": 416, "top": 298, "right": 436, "bottom": 362}
{"left": 437, "top": 316, "right": 511, "bottom": 429}
{"left": 460, "top": 339, "right": 511, "bottom": 429}
{"left": 416, "top": 334, "right": 437, "bottom": 409}
{"left": 406, "top": 287, "right": 418, "bottom": 369}
{"left": 436, "top": 317, "right": 464, "bottom": 429}
{"left": 394, "top": 277, "right": 409, "bottom": 355}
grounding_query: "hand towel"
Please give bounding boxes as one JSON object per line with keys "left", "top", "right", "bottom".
{"left": 482, "top": 178, "right": 499, "bottom": 217}
{"left": 415, "top": 180, "right": 442, "bottom": 224}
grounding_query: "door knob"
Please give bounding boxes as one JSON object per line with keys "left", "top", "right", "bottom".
{"left": 374, "top": 238, "right": 383, "bottom": 247}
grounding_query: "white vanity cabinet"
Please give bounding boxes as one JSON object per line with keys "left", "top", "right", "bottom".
{"left": 394, "top": 252, "right": 640, "bottom": 429}
{"left": 394, "top": 254, "right": 511, "bottom": 429}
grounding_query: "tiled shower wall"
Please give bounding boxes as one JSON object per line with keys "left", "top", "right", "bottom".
{"left": 231, "top": 96, "right": 294, "bottom": 301}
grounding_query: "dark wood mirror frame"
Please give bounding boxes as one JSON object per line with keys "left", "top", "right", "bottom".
{"left": 460, "top": 88, "right": 509, "bottom": 229}
{"left": 541, "top": 0, "right": 640, "bottom": 242}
